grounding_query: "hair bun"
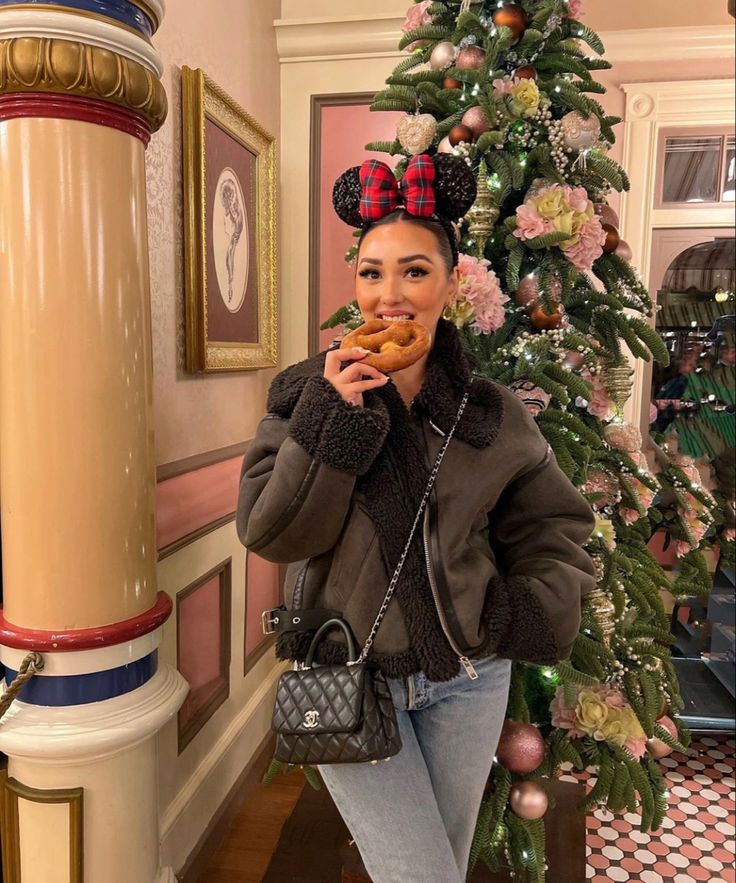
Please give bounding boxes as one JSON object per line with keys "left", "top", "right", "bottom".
{"left": 332, "top": 166, "right": 363, "bottom": 227}
{"left": 431, "top": 154, "right": 477, "bottom": 222}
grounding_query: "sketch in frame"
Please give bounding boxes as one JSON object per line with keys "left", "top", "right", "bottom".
{"left": 182, "top": 66, "right": 277, "bottom": 372}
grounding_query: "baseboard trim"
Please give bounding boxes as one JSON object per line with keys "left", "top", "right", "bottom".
{"left": 176, "top": 729, "right": 276, "bottom": 883}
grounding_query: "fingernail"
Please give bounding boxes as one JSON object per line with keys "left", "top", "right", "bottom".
{"left": 356, "top": 347, "right": 371, "bottom": 354}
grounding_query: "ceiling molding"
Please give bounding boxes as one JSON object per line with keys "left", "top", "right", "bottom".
{"left": 274, "top": 19, "right": 734, "bottom": 65}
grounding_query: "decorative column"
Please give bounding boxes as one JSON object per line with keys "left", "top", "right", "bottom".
{"left": 0, "top": 3, "right": 187, "bottom": 882}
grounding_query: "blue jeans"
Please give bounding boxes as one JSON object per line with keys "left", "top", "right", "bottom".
{"left": 316, "top": 654, "right": 512, "bottom": 882}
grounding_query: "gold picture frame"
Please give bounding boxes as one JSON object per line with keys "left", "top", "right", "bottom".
{"left": 182, "top": 66, "right": 277, "bottom": 372}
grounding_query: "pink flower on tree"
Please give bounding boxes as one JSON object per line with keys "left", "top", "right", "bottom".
{"left": 581, "top": 366, "right": 616, "bottom": 421}
{"left": 492, "top": 76, "right": 516, "bottom": 97}
{"left": 513, "top": 204, "right": 551, "bottom": 240}
{"left": 564, "top": 0, "right": 584, "bottom": 18}
{"left": 446, "top": 254, "right": 510, "bottom": 334}
{"left": 550, "top": 687, "right": 585, "bottom": 738}
{"left": 624, "top": 733, "right": 647, "bottom": 760}
{"left": 402, "top": 1, "right": 433, "bottom": 50}
{"left": 562, "top": 215, "right": 607, "bottom": 272}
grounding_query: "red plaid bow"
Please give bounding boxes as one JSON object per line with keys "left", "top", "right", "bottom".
{"left": 359, "top": 154, "right": 436, "bottom": 222}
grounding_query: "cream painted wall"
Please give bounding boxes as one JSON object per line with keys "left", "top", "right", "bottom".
{"left": 281, "top": 0, "right": 733, "bottom": 29}
{"left": 147, "top": 0, "right": 282, "bottom": 466}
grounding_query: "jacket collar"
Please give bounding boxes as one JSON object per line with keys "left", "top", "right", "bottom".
{"left": 267, "top": 319, "right": 504, "bottom": 449}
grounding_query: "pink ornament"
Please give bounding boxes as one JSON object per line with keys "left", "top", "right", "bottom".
{"left": 437, "top": 136, "right": 453, "bottom": 153}
{"left": 496, "top": 720, "right": 546, "bottom": 774}
{"left": 615, "top": 239, "right": 633, "bottom": 262}
{"left": 510, "top": 781, "right": 548, "bottom": 820}
{"left": 461, "top": 106, "right": 490, "bottom": 139}
{"left": 594, "top": 203, "right": 620, "bottom": 229}
{"left": 564, "top": 0, "right": 584, "bottom": 19}
{"left": 647, "top": 715, "right": 678, "bottom": 759}
{"left": 515, "top": 274, "right": 539, "bottom": 308}
{"left": 430, "top": 41, "right": 456, "bottom": 70}
{"left": 456, "top": 45, "right": 486, "bottom": 71}
{"left": 603, "top": 421, "right": 642, "bottom": 453}
{"left": 563, "top": 350, "right": 585, "bottom": 370}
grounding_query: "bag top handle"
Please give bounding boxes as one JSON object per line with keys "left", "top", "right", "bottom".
{"left": 305, "top": 617, "right": 359, "bottom": 667}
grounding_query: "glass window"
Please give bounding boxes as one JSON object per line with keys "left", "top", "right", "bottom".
{"left": 662, "top": 136, "right": 723, "bottom": 204}
{"left": 722, "top": 135, "right": 735, "bottom": 203}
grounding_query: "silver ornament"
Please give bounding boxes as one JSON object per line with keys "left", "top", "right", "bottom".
{"left": 430, "top": 41, "right": 457, "bottom": 70}
{"left": 397, "top": 113, "right": 437, "bottom": 155}
{"left": 560, "top": 110, "right": 601, "bottom": 152}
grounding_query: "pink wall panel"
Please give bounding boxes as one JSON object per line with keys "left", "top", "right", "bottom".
{"left": 178, "top": 574, "right": 223, "bottom": 725}
{"left": 245, "top": 551, "right": 281, "bottom": 658}
{"left": 156, "top": 455, "right": 242, "bottom": 550}
{"left": 318, "top": 103, "right": 404, "bottom": 351}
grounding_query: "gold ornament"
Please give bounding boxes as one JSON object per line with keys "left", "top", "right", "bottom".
{"left": 603, "top": 360, "right": 634, "bottom": 412}
{"left": 0, "top": 37, "right": 167, "bottom": 130}
{"left": 397, "top": 112, "right": 437, "bottom": 155}
{"left": 585, "top": 588, "right": 616, "bottom": 645}
{"left": 465, "top": 159, "right": 499, "bottom": 258}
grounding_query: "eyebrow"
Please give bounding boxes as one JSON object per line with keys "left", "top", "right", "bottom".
{"left": 359, "top": 254, "right": 434, "bottom": 265}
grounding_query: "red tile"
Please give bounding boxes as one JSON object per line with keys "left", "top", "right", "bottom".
{"left": 713, "top": 847, "right": 734, "bottom": 863}
{"left": 621, "top": 857, "right": 644, "bottom": 874}
{"left": 615, "top": 837, "right": 638, "bottom": 853}
{"left": 687, "top": 866, "right": 712, "bottom": 881}
{"left": 648, "top": 841, "right": 670, "bottom": 856}
{"left": 672, "top": 825, "right": 695, "bottom": 839}
{"left": 611, "top": 819, "right": 631, "bottom": 832}
{"left": 587, "top": 835, "right": 606, "bottom": 849}
{"left": 653, "top": 861, "right": 678, "bottom": 877}
{"left": 588, "top": 854, "right": 608, "bottom": 869}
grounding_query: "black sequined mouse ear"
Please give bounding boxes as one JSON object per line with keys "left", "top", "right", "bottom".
{"left": 431, "top": 154, "right": 477, "bottom": 222}
{"left": 332, "top": 166, "right": 364, "bottom": 227}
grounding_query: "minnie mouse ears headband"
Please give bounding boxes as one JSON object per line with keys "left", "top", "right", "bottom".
{"left": 332, "top": 153, "right": 476, "bottom": 230}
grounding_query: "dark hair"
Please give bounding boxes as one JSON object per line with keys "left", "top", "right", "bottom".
{"left": 357, "top": 209, "right": 456, "bottom": 274}
{"left": 333, "top": 153, "right": 476, "bottom": 270}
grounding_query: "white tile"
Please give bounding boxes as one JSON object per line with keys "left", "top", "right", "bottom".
{"left": 606, "top": 868, "right": 630, "bottom": 882}
{"left": 668, "top": 853, "right": 689, "bottom": 868}
{"left": 602, "top": 845, "right": 624, "bottom": 861}
{"left": 634, "top": 849, "right": 657, "bottom": 864}
{"left": 640, "top": 871, "right": 665, "bottom": 883}
{"left": 691, "top": 835, "right": 715, "bottom": 852}
{"left": 684, "top": 818, "right": 707, "bottom": 833}
{"left": 701, "top": 855, "right": 724, "bottom": 871}
{"left": 715, "top": 821, "right": 735, "bottom": 836}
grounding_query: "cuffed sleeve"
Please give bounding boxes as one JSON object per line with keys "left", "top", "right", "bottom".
{"left": 289, "top": 375, "right": 389, "bottom": 476}
{"left": 485, "top": 444, "right": 597, "bottom": 664}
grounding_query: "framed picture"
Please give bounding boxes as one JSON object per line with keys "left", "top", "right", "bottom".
{"left": 182, "top": 66, "right": 277, "bottom": 372}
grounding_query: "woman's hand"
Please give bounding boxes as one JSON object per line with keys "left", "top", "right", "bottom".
{"left": 324, "top": 348, "right": 389, "bottom": 407}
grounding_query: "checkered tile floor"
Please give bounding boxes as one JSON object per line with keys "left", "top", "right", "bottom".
{"left": 558, "top": 735, "right": 735, "bottom": 882}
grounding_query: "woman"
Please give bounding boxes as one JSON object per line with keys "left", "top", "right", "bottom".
{"left": 237, "top": 154, "right": 596, "bottom": 883}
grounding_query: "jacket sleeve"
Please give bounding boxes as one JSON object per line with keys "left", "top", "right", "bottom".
{"left": 483, "top": 413, "right": 597, "bottom": 665}
{"left": 236, "top": 375, "right": 390, "bottom": 563}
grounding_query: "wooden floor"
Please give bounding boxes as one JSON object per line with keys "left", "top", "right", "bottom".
{"left": 197, "top": 768, "right": 306, "bottom": 883}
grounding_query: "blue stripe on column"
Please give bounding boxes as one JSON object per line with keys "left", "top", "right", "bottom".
{"left": 0, "top": 0, "right": 155, "bottom": 37}
{"left": 5, "top": 651, "right": 158, "bottom": 706}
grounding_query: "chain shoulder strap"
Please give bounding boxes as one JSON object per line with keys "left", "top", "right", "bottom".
{"left": 356, "top": 390, "right": 470, "bottom": 663}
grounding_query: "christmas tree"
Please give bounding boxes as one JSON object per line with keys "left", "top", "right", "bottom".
{"left": 314, "top": 1, "right": 734, "bottom": 879}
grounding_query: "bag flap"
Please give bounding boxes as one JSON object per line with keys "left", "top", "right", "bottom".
{"left": 272, "top": 664, "right": 366, "bottom": 735}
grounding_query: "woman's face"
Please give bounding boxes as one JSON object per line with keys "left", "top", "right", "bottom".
{"left": 355, "top": 220, "right": 459, "bottom": 338}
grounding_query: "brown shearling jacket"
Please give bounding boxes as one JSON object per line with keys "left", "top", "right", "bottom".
{"left": 237, "top": 320, "right": 597, "bottom": 683}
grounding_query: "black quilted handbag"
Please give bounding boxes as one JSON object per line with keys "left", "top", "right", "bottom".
{"left": 272, "top": 618, "right": 401, "bottom": 764}
{"left": 270, "top": 391, "right": 469, "bottom": 766}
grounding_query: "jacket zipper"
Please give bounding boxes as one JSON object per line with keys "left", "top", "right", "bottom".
{"left": 406, "top": 673, "right": 415, "bottom": 709}
{"left": 423, "top": 508, "right": 478, "bottom": 680}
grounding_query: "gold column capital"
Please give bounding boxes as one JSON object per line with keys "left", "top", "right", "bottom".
{"left": 0, "top": 36, "right": 167, "bottom": 130}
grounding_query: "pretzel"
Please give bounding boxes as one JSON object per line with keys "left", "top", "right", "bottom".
{"left": 341, "top": 319, "right": 431, "bottom": 373}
